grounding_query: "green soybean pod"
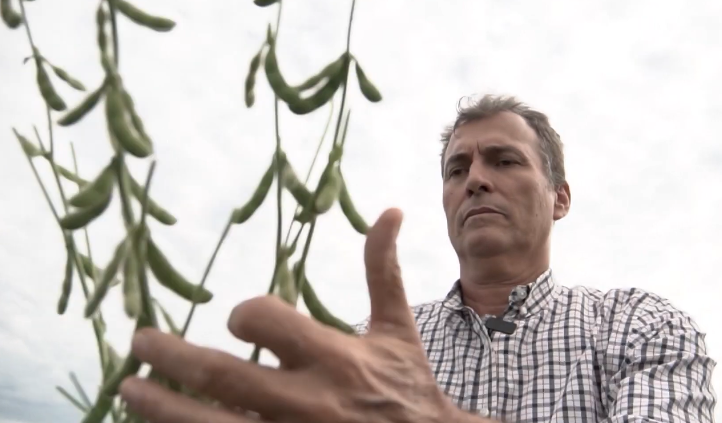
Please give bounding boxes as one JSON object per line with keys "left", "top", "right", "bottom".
{"left": 129, "top": 175, "right": 177, "bottom": 225}
{"left": 120, "top": 88, "right": 153, "bottom": 146}
{"left": 338, "top": 172, "right": 369, "bottom": 235}
{"left": 281, "top": 160, "right": 313, "bottom": 206}
{"left": 56, "top": 250, "right": 75, "bottom": 315}
{"left": 58, "top": 84, "right": 105, "bottom": 127}
{"left": 69, "top": 161, "right": 116, "bottom": 208}
{"left": 78, "top": 254, "right": 120, "bottom": 288}
{"left": 96, "top": 6, "right": 110, "bottom": 61}
{"left": 146, "top": 238, "right": 213, "bottom": 303}
{"left": 265, "top": 23, "right": 273, "bottom": 45}
{"left": 84, "top": 238, "right": 129, "bottom": 318}
{"left": 287, "top": 72, "right": 343, "bottom": 116}
{"left": 122, "top": 253, "right": 141, "bottom": 318}
{"left": 296, "top": 264, "right": 354, "bottom": 334}
{"left": 82, "top": 353, "right": 141, "bottom": 423}
{"left": 1, "top": 0, "right": 22, "bottom": 29}
{"left": 54, "top": 164, "right": 89, "bottom": 187}
{"left": 275, "top": 257, "right": 297, "bottom": 305}
{"left": 314, "top": 165, "right": 342, "bottom": 214}
{"left": 50, "top": 64, "right": 86, "bottom": 91}
{"left": 36, "top": 61, "right": 67, "bottom": 111}
{"left": 245, "top": 49, "right": 262, "bottom": 108}
{"left": 13, "top": 130, "right": 42, "bottom": 157}
{"left": 354, "top": 61, "right": 382, "bottom": 103}
{"left": 59, "top": 190, "right": 113, "bottom": 230}
{"left": 105, "top": 87, "right": 152, "bottom": 158}
{"left": 294, "top": 54, "right": 345, "bottom": 92}
{"left": 101, "top": 342, "right": 123, "bottom": 382}
{"left": 263, "top": 42, "right": 301, "bottom": 106}
{"left": 254, "top": 0, "right": 278, "bottom": 7}
{"left": 231, "top": 155, "right": 277, "bottom": 224}
{"left": 113, "top": 0, "right": 175, "bottom": 32}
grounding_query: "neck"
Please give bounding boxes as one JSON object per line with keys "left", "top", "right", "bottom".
{"left": 457, "top": 250, "right": 549, "bottom": 316}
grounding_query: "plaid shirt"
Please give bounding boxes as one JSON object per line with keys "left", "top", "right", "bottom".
{"left": 354, "top": 269, "right": 717, "bottom": 422}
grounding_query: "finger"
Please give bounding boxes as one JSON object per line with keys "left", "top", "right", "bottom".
{"left": 120, "top": 376, "right": 255, "bottom": 423}
{"left": 228, "top": 295, "right": 344, "bottom": 367}
{"left": 364, "top": 208, "right": 418, "bottom": 340}
{"left": 129, "top": 328, "right": 310, "bottom": 417}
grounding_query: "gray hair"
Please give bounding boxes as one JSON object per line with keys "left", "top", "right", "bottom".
{"left": 439, "top": 95, "right": 566, "bottom": 188}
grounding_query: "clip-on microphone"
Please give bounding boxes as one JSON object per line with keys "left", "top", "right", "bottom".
{"left": 484, "top": 317, "right": 517, "bottom": 335}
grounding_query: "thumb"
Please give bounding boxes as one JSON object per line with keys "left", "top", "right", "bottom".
{"left": 364, "top": 208, "right": 417, "bottom": 340}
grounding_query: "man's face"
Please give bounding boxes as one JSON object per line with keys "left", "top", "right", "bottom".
{"left": 441, "top": 112, "right": 570, "bottom": 259}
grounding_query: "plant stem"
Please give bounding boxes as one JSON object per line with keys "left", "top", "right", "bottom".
{"left": 293, "top": 218, "right": 317, "bottom": 295}
{"left": 272, "top": 1, "right": 285, "bottom": 272}
{"left": 16, "top": 0, "right": 110, "bottom": 382}
{"left": 105, "top": 0, "right": 157, "bottom": 329}
{"left": 180, "top": 0, "right": 288, "bottom": 342}
{"left": 282, "top": 99, "right": 335, "bottom": 247}
{"left": 179, "top": 219, "right": 232, "bottom": 338}
{"left": 330, "top": 0, "right": 357, "bottom": 149}
{"left": 107, "top": 0, "right": 120, "bottom": 67}
{"left": 70, "top": 144, "right": 101, "bottom": 289}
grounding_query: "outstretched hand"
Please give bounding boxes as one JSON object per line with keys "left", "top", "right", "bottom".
{"left": 119, "top": 208, "right": 468, "bottom": 423}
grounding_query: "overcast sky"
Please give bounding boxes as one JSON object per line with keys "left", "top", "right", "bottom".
{"left": 1, "top": 0, "right": 720, "bottom": 422}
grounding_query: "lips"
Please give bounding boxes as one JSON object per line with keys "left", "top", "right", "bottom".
{"left": 463, "top": 206, "right": 503, "bottom": 224}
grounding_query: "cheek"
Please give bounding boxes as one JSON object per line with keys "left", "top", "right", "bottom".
{"left": 441, "top": 187, "right": 457, "bottom": 225}
{"left": 514, "top": 182, "right": 549, "bottom": 219}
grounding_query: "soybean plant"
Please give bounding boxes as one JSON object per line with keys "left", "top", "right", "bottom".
{"left": 3, "top": 0, "right": 382, "bottom": 421}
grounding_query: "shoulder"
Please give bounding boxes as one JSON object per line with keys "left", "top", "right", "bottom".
{"left": 596, "top": 286, "right": 703, "bottom": 333}
{"left": 561, "top": 284, "right": 709, "bottom": 355}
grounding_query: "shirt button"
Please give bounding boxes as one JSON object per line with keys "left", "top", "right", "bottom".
{"left": 479, "top": 408, "right": 490, "bottom": 418}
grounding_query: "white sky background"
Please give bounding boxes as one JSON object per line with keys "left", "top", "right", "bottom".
{"left": 1, "top": 0, "right": 721, "bottom": 422}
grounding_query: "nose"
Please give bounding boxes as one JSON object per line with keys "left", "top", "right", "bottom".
{"left": 464, "top": 161, "right": 494, "bottom": 197}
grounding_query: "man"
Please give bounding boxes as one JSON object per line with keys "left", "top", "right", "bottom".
{"left": 118, "top": 95, "right": 717, "bottom": 423}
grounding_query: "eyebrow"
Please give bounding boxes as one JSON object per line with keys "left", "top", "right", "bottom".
{"left": 444, "top": 145, "right": 525, "bottom": 168}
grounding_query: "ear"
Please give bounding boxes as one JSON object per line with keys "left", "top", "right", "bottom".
{"left": 553, "top": 181, "right": 571, "bottom": 221}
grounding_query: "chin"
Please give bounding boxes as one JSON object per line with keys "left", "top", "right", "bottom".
{"left": 461, "top": 229, "right": 509, "bottom": 257}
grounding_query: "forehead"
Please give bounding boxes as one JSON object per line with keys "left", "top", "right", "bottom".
{"left": 446, "top": 111, "right": 539, "bottom": 157}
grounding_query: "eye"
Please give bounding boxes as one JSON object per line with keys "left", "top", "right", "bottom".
{"left": 497, "top": 159, "right": 517, "bottom": 167}
{"left": 449, "top": 168, "right": 465, "bottom": 177}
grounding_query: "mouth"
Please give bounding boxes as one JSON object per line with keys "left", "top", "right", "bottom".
{"left": 463, "top": 206, "right": 503, "bottom": 224}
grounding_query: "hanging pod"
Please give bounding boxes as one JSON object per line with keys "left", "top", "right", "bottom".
{"left": 56, "top": 244, "right": 75, "bottom": 315}
{"left": 338, "top": 170, "right": 369, "bottom": 235}
{"left": 1, "top": 0, "right": 23, "bottom": 29}
{"left": 105, "top": 85, "right": 153, "bottom": 158}
{"left": 58, "top": 83, "right": 106, "bottom": 127}
{"left": 128, "top": 171, "right": 177, "bottom": 225}
{"left": 68, "top": 160, "right": 116, "bottom": 208}
{"left": 35, "top": 54, "right": 67, "bottom": 111}
{"left": 112, "top": 0, "right": 176, "bottom": 32}
{"left": 231, "top": 153, "right": 280, "bottom": 224}
{"left": 146, "top": 237, "right": 213, "bottom": 303}
{"left": 294, "top": 262, "right": 354, "bottom": 334}
{"left": 244, "top": 47, "right": 264, "bottom": 108}
{"left": 263, "top": 40, "right": 302, "bottom": 106}
{"left": 84, "top": 237, "right": 130, "bottom": 318}
{"left": 354, "top": 60, "right": 382, "bottom": 103}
